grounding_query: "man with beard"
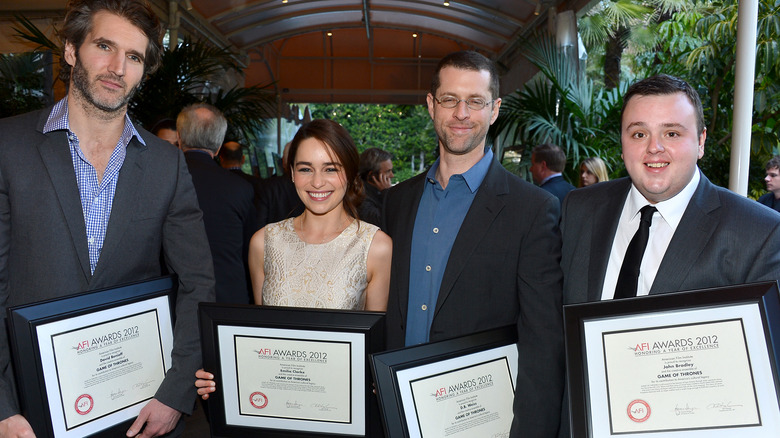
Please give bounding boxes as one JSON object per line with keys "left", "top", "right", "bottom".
{"left": 0, "top": 1, "right": 215, "bottom": 437}
{"left": 381, "top": 51, "right": 565, "bottom": 437}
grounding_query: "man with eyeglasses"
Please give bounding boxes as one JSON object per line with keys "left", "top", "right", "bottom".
{"left": 381, "top": 50, "right": 565, "bottom": 437}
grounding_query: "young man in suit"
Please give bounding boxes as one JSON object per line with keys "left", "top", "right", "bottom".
{"left": 382, "top": 50, "right": 565, "bottom": 437}
{"left": 0, "top": 1, "right": 215, "bottom": 436}
{"left": 558, "top": 74, "right": 780, "bottom": 436}
{"left": 530, "top": 143, "right": 576, "bottom": 205}
{"left": 758, "top": 156, "right": 780, "bottom": 213}
{"left": 178, "top": 103, "right": 258, "bottom": 305}
{"left": 561, "top": 74, "right": 780, "bottom": 305}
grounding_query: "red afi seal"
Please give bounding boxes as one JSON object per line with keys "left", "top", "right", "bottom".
{"left": 627, "top": 399, "right": 650, "bottom": 422}
{"left": 75, "top": 394, "right": 94, "bottom": 415}
{"left": 250, "top": 392, "right": 268, "bottom": 409}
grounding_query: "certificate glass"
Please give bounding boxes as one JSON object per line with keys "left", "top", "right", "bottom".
{"left": 371, "top": 325, "right": 519, "bottom": 438}
{"left": 564, "top": 282, "right": 780, "bottom": 438}
{"left": 6, "top": 276, "right": 176, "bottom": 438}
{"left": 199, "top": 304, "right": 384, "bottom": 437}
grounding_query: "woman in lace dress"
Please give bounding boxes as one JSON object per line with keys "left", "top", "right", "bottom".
{"left": 196, "top": 119, "right": 392, "bottom": 399}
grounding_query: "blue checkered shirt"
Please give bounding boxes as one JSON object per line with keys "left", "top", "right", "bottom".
{"left": 43, "top": 98, "right": 145, "bottom": 273}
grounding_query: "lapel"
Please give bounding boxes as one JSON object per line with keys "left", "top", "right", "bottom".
{"left": 650, "top": 174, "right": 719, "bottom": 294}
{"left": 91, "top": 136, "right": 147, "bottom": 280}
{"left": 35, "top": 111, "right": 92, "bottom": 281}
{"left": 390, "top": 172, "right": 427, "bottom": 322}
{"left": 433, "top": 160, "right": 506, "bottom": 318}
{"left": 586, "top": 178, "right": 632, "bottom": 301}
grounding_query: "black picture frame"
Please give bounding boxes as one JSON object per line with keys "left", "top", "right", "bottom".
{"left": 370, "top": 325, "right": 518, "bottom": 438}
{"left": 563, "top": 281, "right": 780, "bottom": 437}
{"left": 6, "top": 275, "right": 177, "bottom": 438}
{"left": 198, "top": 303, "right": 385, "bottom": 437}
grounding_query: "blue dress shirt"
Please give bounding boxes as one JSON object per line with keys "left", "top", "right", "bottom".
{"left": 43, "top": 98, "right": 143, "bottom": 273}
{"left": 405, "top": 149, "right": 493, "bottom": 346}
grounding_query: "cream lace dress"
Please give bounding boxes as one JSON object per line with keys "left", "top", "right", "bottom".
{"left": 262, "top": 218, "right": 379, "bottom": 310}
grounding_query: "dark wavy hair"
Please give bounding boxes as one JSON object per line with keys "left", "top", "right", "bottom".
{"left": 288, "top": 119, "right": 365, "bottom": 220}
{"left": 59, "top": 0, "right": 163, "bottom": 83}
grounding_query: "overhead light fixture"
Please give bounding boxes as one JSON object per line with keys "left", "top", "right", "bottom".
{"left": 282, "top": 0, "right": 288, "bottom": 3}
{"left": 534, "top": 1, "right": 542, "bottom": 15}
{"left": 327, "top": 31, "right": 333, "bottom": 37}
{"left": 443, "top": 1, "right": 450, "bottom": 6}
{"left": 412, "top": 33, "right": 418, "bottom": 38}
{"left": 183, "top": 0, "right": 193, "bottom": 10}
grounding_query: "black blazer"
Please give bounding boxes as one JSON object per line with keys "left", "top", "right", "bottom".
{"left": 186, "top": 151, "right": 257, "bottom": 304}
{"left": 257, "top": 175, "right": 304, "bottom": 228}
{"left": 0, "top": 106, "right": 215, "bottom": 420}
{"left": 561, "top": 174, "right": 780, "bottom": 305}
{"left": 540, "top": 174, "right": 575, "bottom": 205}
{"left": 382, "top": 158, "right": 565, "bottom": 437}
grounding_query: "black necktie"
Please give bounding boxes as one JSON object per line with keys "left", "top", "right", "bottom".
{"left": 614, "top": 205, "right": 657, "bottom": 299}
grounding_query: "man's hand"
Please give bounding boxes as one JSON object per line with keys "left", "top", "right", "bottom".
{"left": 0, "top": 414, "right": 35, "bottom": 438}
{"left": 125, "top": 399, "right": 180, "bottom": 438}
{"left": 368, "top": 172, "right": 392, "bottom": 191}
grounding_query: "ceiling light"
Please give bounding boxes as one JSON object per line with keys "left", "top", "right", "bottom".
{"left": 534, "top": 1, "right": 542, "bottom": 15}
{"left": 443, "top": 1, "right": 450, "bottom": 6}
{"left": 412, "top": 33, "right": 418, "bottom": 38}
{"left": 282, "top": 0, "right": 288, "bottom": 3}
{"left": 327, "top": 31, "right": 333, "bottom": 37}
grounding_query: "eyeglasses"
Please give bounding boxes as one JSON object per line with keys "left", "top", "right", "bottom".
{"left": 433, "top": 96, "right": 493, "bottom": 110}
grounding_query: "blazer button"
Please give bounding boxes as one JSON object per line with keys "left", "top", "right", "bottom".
{"left": 421, "top": 304, "right": 427, "bottom": 311}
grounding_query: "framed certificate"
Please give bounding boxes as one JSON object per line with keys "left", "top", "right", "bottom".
{"left": 6, "top": 276, "right": 176, "bottom": 438}
{"left": 370, "top": 325, "right": 518, "bottom": 438}
{"left": 198, "top": 304, "right": 385, "bottom": 437}
{"left": 564, "top": 281, "right": 780, "bottom": 437}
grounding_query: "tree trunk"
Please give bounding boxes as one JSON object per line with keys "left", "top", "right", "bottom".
{"left": 604, "top": 26, "right": 629, "bottom": 90}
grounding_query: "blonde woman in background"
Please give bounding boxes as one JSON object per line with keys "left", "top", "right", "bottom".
{"left": 578, "top": 156, "right": 609, "bottom": 187}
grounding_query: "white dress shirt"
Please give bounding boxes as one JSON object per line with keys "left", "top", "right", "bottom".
{"left": 601, "top": 169, "right": 701, "bottom": 300}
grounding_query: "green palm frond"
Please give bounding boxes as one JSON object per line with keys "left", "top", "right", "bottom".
{"left": 12, "top": 14, "right": 60, "bottom": 52}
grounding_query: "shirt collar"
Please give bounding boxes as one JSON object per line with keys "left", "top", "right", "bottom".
{"left": 541, "top": 172, "right": 562, "bottom": 185}
{"left": 43, "top": 96, "right": 146, "bottom": 147}
{"left": 627, "top": 167, "right": 701, "bottom": 228}
{"left": 425, "top": 148, "right": 494, "bottom": 193}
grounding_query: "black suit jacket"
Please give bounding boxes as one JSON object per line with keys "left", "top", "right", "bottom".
{"left": 558, "top": 173, "right": 780, "bottom": 437}
{"left": 0, "top": 106, "right": 215, "bottom": 420}
{"left": 540, "top": 175, "right": 575, "bottom": 205}
{"left": 186, "top": 151, "right": 257, "bottom": 304}
{"left": 257, "top": 175, "right": 304, "bottom": 228}
{"left": 383, "top": 158, "right": 565, "bottom": 437}
{"left": 229, "top": 167, "right": 264, "bottom": 217}
{"left": 757, "top": 192, "right": 780, "bottom": 213}
{"left": 561, "top": 174, "right": 780, "bottom": 305}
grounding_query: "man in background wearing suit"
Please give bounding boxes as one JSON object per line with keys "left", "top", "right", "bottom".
{"left": 757, "top": 155, "right": 780, "bottom": 213}
{"left": 382, "top": 50, "right": 565, "bottom": 437}
{"left": 530, "top": 143, "right": 575, "bottom": 205}
{"left": 218, "top": 139, "right": 264, "bottom": 215}
{"left": 0, "top": 1, "right": 215, "bottom": 436}
{"left": 178, "top": 103, "right": 257, "bottom": 304}
{"left": 559, "top": 75, "right": 780, "bottom": 433}
{"left": 257, "top": 141, "right": 304, "bottom": 227}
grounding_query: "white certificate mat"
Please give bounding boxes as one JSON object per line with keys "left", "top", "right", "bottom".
{"left": 218, "top": 325, "right": 366, "bottom": 435}
{"left": 36, "top": 295, "right": 173, "bottom": 438}
{"left": 396, "top": 344, "right": 518, "bottom": 438}
{"left": 583, "top": 303, "right": 780, "bottom": 437}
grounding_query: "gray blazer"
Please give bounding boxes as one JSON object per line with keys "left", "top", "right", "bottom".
{"left": 382, "top": 158, "right": 565, "bottom": 438}
{"left": 561, "top": 173, "right": 780, "bottom": 303}
{"left": 0, "top": 106, "right": 216, "bottom": 421}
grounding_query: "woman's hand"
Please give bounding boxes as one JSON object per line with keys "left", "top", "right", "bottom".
{"left": 195, "top": 369, "right": 216, "bottom": 400}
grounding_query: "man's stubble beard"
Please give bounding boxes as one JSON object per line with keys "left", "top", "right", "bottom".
{"left": 70, "top": 54, "right": 141, "bottom": 119}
